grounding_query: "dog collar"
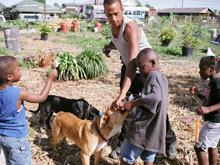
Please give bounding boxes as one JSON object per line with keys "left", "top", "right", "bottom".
{"left": 94, "top": 120, "right": 109, "bottom": 142}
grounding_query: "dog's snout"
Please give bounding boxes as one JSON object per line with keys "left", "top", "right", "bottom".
{"left": 119, "top": 109, "right": 127, "bottom": 114}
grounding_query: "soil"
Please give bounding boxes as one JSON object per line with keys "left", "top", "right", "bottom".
{"left": 0, "top": 30, "right": 218, "bottom": 165}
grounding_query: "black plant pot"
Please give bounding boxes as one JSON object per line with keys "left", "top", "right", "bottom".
{"left": 162, "top": 40, "right": 171, "bottom": 46}
{"left": 41, "top": 33, "right": 48, "bottom": 41}
{"left": 182, "top": 46, "right": 194, "bottom": 57}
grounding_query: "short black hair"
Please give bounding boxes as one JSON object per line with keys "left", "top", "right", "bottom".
{"left": 0, "top": 56, "right": 17, "bottom": 83}
{"left": 137, "top": 48, "right": 159, "bottom": 62}
{"left": 103, "top": 0, "right": 122, "bottom": 6}
{"left": 200, "top": 56, "right": 220, "bottom": 73}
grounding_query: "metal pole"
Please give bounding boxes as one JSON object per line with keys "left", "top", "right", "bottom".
{"left": 44, "top": 0, "right": 46, "bottom": 23}
{"left": 182, "top": 0, "right": 184, "bottom": 8}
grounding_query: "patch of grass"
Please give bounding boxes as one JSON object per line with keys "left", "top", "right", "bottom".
{"left": 52, "top": 32, "right": 111, "bottom": 51}
{"left": 0, "top": 37, "right": 4, "bottom": 42}
{"left": 0, "top": 47, "right": 18, "bottom": 55}
{"left": 17, "top": 57, "right": 36, "bottom": 68}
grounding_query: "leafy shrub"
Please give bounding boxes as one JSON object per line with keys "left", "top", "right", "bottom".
{"left": 182, "top": 22, "right": 200, "bottom": 48}
{"left": 158, "top": 26, "right": 177, "bottom": 45}
{"left": 76, "top": 49, "right": 108, "bottom": 79}
{"left": 0, "top": 20, "right": 28, "bottom": 30}
{"left": 39, "top": 23, "right": 53, "bottom": 35}
{"left": 49, "top": 50, "right": 108, "bottom": 81}
{"left": 153, "top": 46, "right": 181, "bottom": 55}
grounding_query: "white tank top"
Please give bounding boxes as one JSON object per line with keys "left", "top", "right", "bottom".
{"left": 111, "top": 16, "right": 152, "bottom": 66}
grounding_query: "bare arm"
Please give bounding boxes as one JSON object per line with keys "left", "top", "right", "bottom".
{"left": 197, "top": 89, "right": 220, "bottom": 114}
{"left": 17, "top": 69, "right": 58, "bottom": 109}
{"left": 111, "top": 22, "right": 141, "bottom": 110}
{"left": 190, "top": 86, "right": 205, "bottom": 101}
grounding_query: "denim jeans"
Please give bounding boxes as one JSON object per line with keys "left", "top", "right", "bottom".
{"left": 0, "top": 135, "right": 32, "bottom": 165}
{"left": 120, "top": 139, "right": 156, "bottom": 164}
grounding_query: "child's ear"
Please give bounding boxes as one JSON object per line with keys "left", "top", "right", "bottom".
{"left": 6, "top": 74, "right": 12, "bottom": 81}
{"left": 150, "top": 60, "right": 156, "bottom": 68}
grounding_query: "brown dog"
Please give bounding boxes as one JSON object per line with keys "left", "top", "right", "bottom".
{"left": 51, "top": 107, "right": 128, "bottom": 165}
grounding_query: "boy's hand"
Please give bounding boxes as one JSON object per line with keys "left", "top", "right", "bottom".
{"left": 49, "top": 69, "right": 58, "bottom": 80}
{"left": 190, "top": 86, "right": 199, "bottom": 96}
{"left": 197, "top": 106, "right": 211, "bottom": 115}
{"left": 123, "top": 100, "right": 135, "bottom": 111}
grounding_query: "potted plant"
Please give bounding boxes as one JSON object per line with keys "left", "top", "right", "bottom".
{"left": 158, "top": 26, "right": 177, "bottom": 46}
{"left": 182, "top": 22, "right": 200, "bottom": 57}
{"left": 39, "top": 23, "right": 53, "bottom": 40}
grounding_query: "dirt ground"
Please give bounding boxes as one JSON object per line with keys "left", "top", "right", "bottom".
{"left": 0, "top": 30, "right": 219, "bottom": 165}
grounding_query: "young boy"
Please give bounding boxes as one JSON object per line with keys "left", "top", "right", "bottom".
{"left": 0, "top": 55, "right": 58, "bottom": 164}
{"left": 120, "top": 48, "right": 168, "bottom": 165}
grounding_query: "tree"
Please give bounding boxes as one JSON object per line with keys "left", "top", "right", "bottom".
{"left": 210, "top": 12, "right": 216, "bottom": 17}
{"left": 53, "top": 2, "right": 60, "bottom": 9}
{"left": 146, "top": 4, "right": 153, "bottom": 8}
{"left": 135, "top": 0, "right": 142, "bottom": 7}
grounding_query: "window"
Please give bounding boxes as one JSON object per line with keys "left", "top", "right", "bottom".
{"left": 96, "top": 10, "right": 101, "bottom": 14}
{"left": 137, "top": 11, "right": 140, "bottom": 15}
{"left": 133, "top": 11, "right": 136, "bottom": 15}
{"left": 24, "top": 16, "right": 39, "bottom": 19}
{"left": 129, "top": 11, "right": 132, "bottom": 15}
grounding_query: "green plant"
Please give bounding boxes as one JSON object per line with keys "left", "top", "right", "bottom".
{"left": 100, "top": 24, "right": 111, "bottom": 38}
{"left": 158, "top": 26, "right": 177, "bottom": 44}
{"left": 182, "top": 22, "right": 200, "bottom": 48}
{"left": 39, "top": 23, "right": 53, "bottom": 35}
{"left": 54, "top": 51, "right": 86, "bottom": 80}
{"left": 76, "top": 49, "right": 108, "bottom": 79}
{"left": 0, "top": 47, "right": 17, "bottom": 55}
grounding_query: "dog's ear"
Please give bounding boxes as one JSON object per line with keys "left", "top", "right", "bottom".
{"left": 99, "top": 114, "right": 110, "bottom": 128}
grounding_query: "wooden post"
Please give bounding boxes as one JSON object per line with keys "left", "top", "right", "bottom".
{"left": 44, "top": 0, "right": 46, "bottom": 23}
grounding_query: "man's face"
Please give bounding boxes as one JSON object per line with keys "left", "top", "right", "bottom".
{"left": 104, "top": 1, "right": 124, "bottom": 27}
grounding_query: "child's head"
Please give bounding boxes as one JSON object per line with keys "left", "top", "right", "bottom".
{"left": 0, "top": 56, "right": 21, "bottom": 85}
{"left": 199, "top": 56, "right": 220, "bottom": 80}
{"left": 136, "top": 48, "right": 159, "bottom": 78}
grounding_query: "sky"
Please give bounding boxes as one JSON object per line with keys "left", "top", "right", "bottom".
{"left": 0, "top": 0, "right": 220, "bottom": 11}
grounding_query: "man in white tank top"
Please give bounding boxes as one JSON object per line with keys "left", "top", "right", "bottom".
{"left": 102, "top": 0, "right": 177, "bottom": 160}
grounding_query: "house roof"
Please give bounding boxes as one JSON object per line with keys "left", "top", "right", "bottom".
{"left": 10, "top": 0, "right": 61, "bottom": 13}
{"left": 157, "top": 8, "right": 214, "bottom": 14}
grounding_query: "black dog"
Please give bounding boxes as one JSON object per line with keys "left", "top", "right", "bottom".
{"left": 30, "top": 95, "right": 100, "bottom": 130}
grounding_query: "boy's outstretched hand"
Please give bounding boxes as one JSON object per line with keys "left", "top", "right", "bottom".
{"left": 49, "top": 69, "right": 58, "bottom": 80}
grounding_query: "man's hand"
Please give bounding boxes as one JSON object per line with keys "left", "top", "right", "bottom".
{"left": 109, "top": 91, "right": 126, "bottom": 111}
{"left": 102, "top": 44, "right": 111, "bottom": 58}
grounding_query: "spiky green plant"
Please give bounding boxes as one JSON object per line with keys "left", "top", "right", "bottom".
{"left": 76, "top": 49, "right": 108, "bottom": 79}
{"left": 51, "top": 51, "right": 86, "bottom": 81}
